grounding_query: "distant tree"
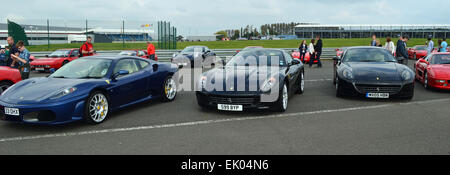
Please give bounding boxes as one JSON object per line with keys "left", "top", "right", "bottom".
{"left": 232, "top": 30, "right": 240, "bottom": 40}
{"left": 215, "top": 30, "right": 228, "bottom": 40}
{"left": 177, "top": 35, "right": 184, "bottom": 41}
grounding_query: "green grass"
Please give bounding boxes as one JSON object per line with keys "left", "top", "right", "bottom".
{"left": 26, "top": 38, "right": 433, "bottom": 52}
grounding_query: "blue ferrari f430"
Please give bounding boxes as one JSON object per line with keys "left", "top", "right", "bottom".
{"left": 0, "top": 56, "right": 178, "bottom": 125}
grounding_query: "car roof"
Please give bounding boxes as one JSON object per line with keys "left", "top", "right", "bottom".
{"left": 346, "top": 46, "right": 386, "bottom": 50}
{"left": 432, "top": 52, "right": 450, "bottom": 55}
{"left": 79, "top": 56, "right": 143, "bottom": 60}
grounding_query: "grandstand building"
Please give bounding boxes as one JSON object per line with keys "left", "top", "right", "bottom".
{"left": 0, "top": 23, "right": 154, "bottom": 45}
{"left": 295, "top": 24, "right": 450, "bottom": 39}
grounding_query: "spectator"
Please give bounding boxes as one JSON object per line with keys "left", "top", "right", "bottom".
{"left": 0, "top": 45, "right": 7, "bottom": 66}
{"left": 376, "top": 39, "right": 382, "bottom": 47}
{"left": 384, "top": 36, "right": 396, "bottom": 55}
{"left": 308, "top": 39, "right": 315, "bottom": 68}
{"left": 395, "top": 35, "right": 409, "bottom": 65}
{"left": 437, "top": 40, "right": 442, "bottom": 52}
{"left": 147, "top": 41, "right": 156, "bottom": 60}
{"left": 426, "top": 36, "right": 434, "bottom": 55}
{"left": 299, "top": 40, "right": 308, "bottom": 62}
{"left": 6, "top": 36, "right": 19, "bottom": 68}
{"left": 440, "top": 38, "right": 448, "bottom": 52}
{"left": 371, "top": 34, "right": 377, "bottom": 46}
{"left": 10, "top": 41, "right": 31, "bottom": 80}
{"left": 81, "top": 36, "right": 94, "bottom": 57}
{"left": 314, "top": 35, "right": 323, "bottom": 68}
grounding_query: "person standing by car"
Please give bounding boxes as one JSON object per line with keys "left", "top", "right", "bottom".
{"left": 396, "top": 35, "right": 409, "bottom": 65}
{"left": 10, "top": 41, "right": 31, "bottom": 80}
{"left": 299, "top": 40, "right": 308, "bottom": 62}
{"left": 147, "top": 41, "right": 156, "bottom": 60}
{"left": 6, "top": 37, "right": 19, "bottom": 68}
{"left": 0, "top": 45, "right": 7, "bottom": 66}
{"left": 314, "top": 35, "right": 323, "bottom": 68}
{"left": 371, "top": 34, "right": 377, "bottom": 46}
{"left": 384, "top": 36, "right": 396, "bottom": 55}
{"left": 440, "top": 38, "right": 448, "bottom": 52}
{"left": 81, "top": 36, "right": 94, "bottom": 57}
{"left": 426, "top": 36, "right": 434, "bottom": 55}
{"left": 308, "top": 39, "right": 315, "bottom": 68}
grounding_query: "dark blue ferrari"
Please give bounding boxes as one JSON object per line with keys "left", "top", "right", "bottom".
{"left": 0, "top": 56, "right": 178, "bottom": 125}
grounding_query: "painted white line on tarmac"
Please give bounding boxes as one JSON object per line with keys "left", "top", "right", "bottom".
{"left": 0, "top": 98, "right": 449, "bottom": 143}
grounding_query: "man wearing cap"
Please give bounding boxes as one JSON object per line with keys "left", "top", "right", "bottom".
{"left": 426, "top": 36, "right": 434, "bottom": 55}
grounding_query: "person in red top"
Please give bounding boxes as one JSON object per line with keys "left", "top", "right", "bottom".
{"left": 81, "top": 36, "right": 94, "bottom": 57}
{"left": 147, "top": 41, "right": 156, "bottom": 60}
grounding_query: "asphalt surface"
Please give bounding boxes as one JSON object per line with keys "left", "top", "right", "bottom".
{"left": 1, "top": 60, "right": 450, "bottom": 155}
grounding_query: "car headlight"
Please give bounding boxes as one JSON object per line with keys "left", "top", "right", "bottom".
{"left": 261, "top": 77, "right": 277, "bottom": 92}
{"left": 51, "top": 87, "right": 77, "bottom": 99}
{"left": 172, "top": 53, "right": 177, "bottom": 58}
{"left": 342, "top": 69, "right": 354, "bottom": 80}
{"left": 199, "top": 76, "right": 208, "bottom": 89}
{"left": 401, "top": 70, "right": 413, "bottom": 81}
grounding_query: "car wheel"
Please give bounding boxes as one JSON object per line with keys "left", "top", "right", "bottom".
{"left": 272, "top": 83, "right": 288, "bottom": 112}
{"left": 161, "top": 76, "right": 177, "bottom": 102}
{"left": 0, "top": 81, "right": 13, "bottom": 94}
{"left": 336, "top": 77, "right": 343, "bottom": 98}
{"left": 296, "top": 71, "right": 305, "bottom": 94}
{"left": 424, "top": 73, "right": 430, "bottom": 89}
{"left": 84, "top": 91, "right": 109, "bottom": 124}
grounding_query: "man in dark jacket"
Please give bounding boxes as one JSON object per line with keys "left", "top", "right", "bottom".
{"left": 396, "top": 35, "right": 409, "bottom": 65}
{"left": 314, "top": 35, "right": 323, "bottom": 68}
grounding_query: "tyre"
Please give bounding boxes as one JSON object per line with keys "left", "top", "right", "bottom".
{"left": 296, "top": 71, "right": 305, "bottom": 94}
{"left": 272, "top": 83, "right": 288, "bottom": 112}
{"left": 335, "top": 77, "right": 344, "bottom": 98}
{"left": 424, "top": 73, "right": 430, "bottom": 89}
{"left": 0, "top": 81, "right": 13, "bottom": 94}
{"left": 84, "top": 91, "right": 109, "bottom": 124}
{"left": 161, "top": 76, "right": 177, "bottom": 102}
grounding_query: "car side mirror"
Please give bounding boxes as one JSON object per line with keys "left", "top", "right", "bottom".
{"left": 50, "top": 68, "right": 56, "bottom": 74}
{"left": 153, "top": 64, "right": 159, "bottom": 72}
{"left": 419, "top": 59, "right": 429, "bottom": 64}
{"left": 112, "top": 70, "right": 129, "bottom": 81}
{"left": 291, "top": 59, "right": 301, "bottom": 65}
{"left": 333, "top": 56, "right": 341, "bottom": 61}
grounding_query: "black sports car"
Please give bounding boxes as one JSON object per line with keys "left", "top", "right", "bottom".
{"left": 333, "top": 47, "right": 415, "bottom": 99}
{"left": 171, "top": 46, "right": 217, "bottom": 68}
{"left": 196, "top": 49, "right": 305, "bottom": 112}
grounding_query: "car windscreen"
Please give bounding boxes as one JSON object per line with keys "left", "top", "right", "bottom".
{"left": 181, "top": 47, "right": 203, "bottom": 53}
{"left": 343, "top": 48, "right": 396, "bottom": 62}
{"left": 119, "top": 51, "right": 137, "bottom": 56}
{"left": 49, "top": 59, "right": 112, "bottom": 79}
{"left": 415, "top": 46, "right": 427, "bottom": 50}
{"left": 226, "top": 50, "right": 286, "bottom": 67}
{"left": 431, "top": 55, "right": 450, "bottom": 64}
{"left": 49, "top": 50, "right": 70, "bottom": 57}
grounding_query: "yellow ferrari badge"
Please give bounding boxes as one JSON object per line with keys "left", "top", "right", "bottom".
{"left": 105, "top": 80, "right": 110, "bottom": 84}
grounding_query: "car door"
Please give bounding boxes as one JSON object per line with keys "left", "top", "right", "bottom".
{"left": 417, "top": 55, "right": 431, "bottom": 80}
{"left": 284, "top": 51, "right": 300, "bottom": 93}
{"left": 109, "top": 58, "right": 146, "bottom": 107}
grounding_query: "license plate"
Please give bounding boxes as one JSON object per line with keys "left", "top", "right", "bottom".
{"left": 366, "top": 93, "right": 389, "bottom": 99}
{"left": 4, "top": 107, "right": 19, "bottom": 116}
{"left": 178, "top": 63, "right": 188, "bottom": 66}
{"left": 36, "top": 68, "right": 45, "bottom": 71}
{"left": 218, "top": 104, "right": 243, "bottom": 111}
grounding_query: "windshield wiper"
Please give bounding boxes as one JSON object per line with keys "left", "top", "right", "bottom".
{"left": 51, "top": 76, "right": 66, "bottom": 78}
{"left": 78, "top": 76, "right": 102, "bottom": 79}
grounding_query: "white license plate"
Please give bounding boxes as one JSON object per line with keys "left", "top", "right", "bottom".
{"left": 218, "top": 104, "right": 243, "bottom": 111}
{"left": 4, "top": 107, "right": 20, "bottom": 116}
{"left": 366, "top": 93, "right": 390, "bottom": 99}
{"left": 36, "top": 68, "right": 45, "bottom": 71}
{"left": 178, "top": 63, "right": 188, "bottom": 66}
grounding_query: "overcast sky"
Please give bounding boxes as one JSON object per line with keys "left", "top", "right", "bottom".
{"left": 2, "top": 0, "right": 449, "bottom": 36}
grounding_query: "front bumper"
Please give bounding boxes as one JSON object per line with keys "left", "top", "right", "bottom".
{"left": 196, "top": 91, "right": 278, "bottom": 111}
{"left": 428, "top": 78, "right": 450, "bottom": 90}
{"left": 0, "top": 95, "right": 88, "bottom": 125}
{"left": 338, "top": 78, "right": 414, "bottom": 98}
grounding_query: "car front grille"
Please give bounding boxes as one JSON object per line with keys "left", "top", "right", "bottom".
{"left": 209, "top": 96, "right": 258, "bottom": 105}
{"left": 355, "top": 84, "right": 402, "bottom": 94}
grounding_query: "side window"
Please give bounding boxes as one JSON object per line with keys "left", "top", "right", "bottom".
{"left": 71, "top": 50, "right": 79, "bottom": 57}
{"left": 113, "top": 59, "right": 140, "bottom": 77}
{"left": 284, "top": 51, "right": 293, "bottom": 64}
{"left": 137, "top": 60, "right": 150, "bottom": 70}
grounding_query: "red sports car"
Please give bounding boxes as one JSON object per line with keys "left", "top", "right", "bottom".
{"left": 31, "top": 49, "right": 80, "bottom": 72}
{"left": 408, "top": 45, "right": 428, "bottom": 60}
{"left": 291, "top": 49, "right": 315, "bottom": 63}
{"left": 0, "top": 66, "right": 21, "bottom": 94}
{"left": 415, "top": 53, "right": 450, "bottom": 90}
{"left": 119, "top": 50, "right": 158, "bottom": 61}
